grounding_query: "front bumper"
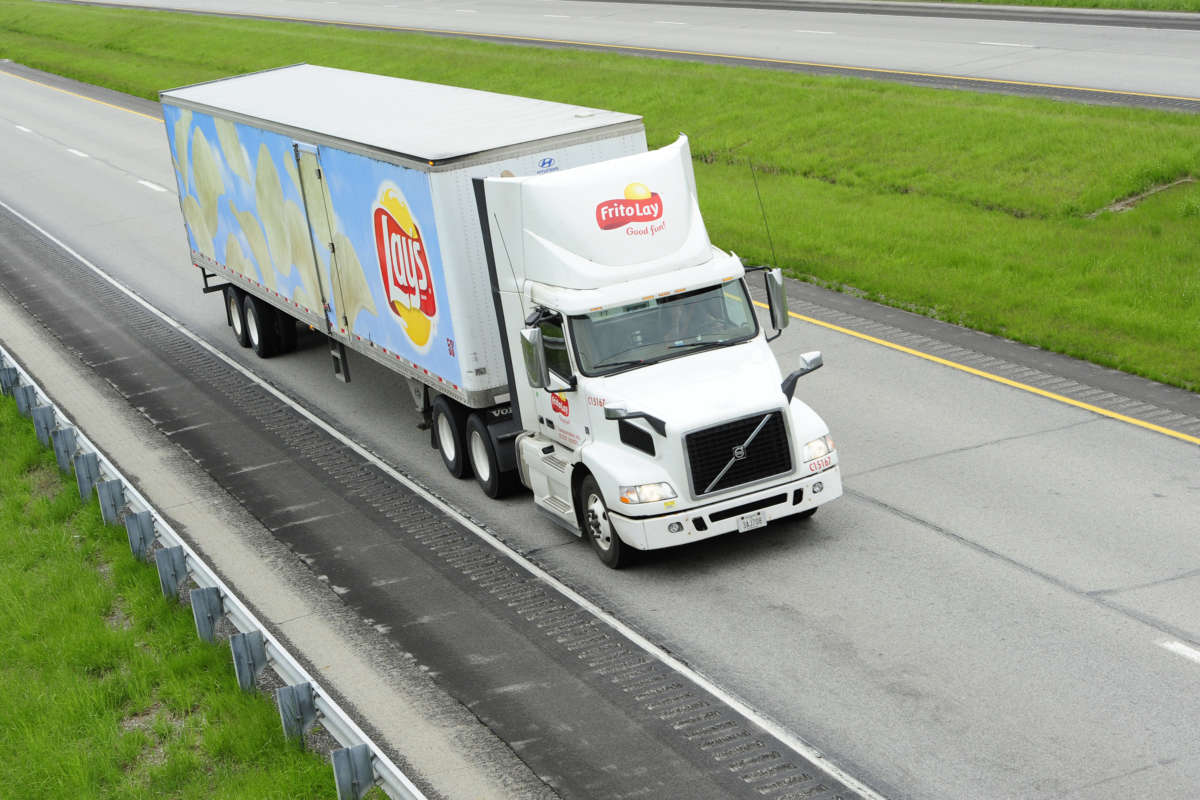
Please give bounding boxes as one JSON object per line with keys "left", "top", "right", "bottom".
{"left": 608, "top": 465, "right": 842, "bottom": 551}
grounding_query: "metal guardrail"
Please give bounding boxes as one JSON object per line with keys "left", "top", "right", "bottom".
{"left": 0, "top": 343, "right": 427, "bottom": 800}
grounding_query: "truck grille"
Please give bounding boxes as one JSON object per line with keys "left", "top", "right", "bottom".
{"left": 685, "top": 411, "right": 792, "bottom": 496}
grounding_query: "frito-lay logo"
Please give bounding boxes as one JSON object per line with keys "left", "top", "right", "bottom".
{"left": 551, "top": 392, "right": 570, "bottom": 417}
{"left": 595, "top": 182, "right": 663, "bottom": 230}
{"left": 374, "top": 184, "right": 436, "bottom": 351}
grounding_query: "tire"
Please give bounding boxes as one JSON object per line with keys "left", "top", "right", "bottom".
{"left": 225, "top": 287, "right": 249, "bottom": 348}
{"left": 431, "top": 395, "right": 470, "bottom": 478}
{"left": 579, "top": 475, "right": 633, "bottom": 569}
{"left": 242, "top": 294, "right": 280, "bottom": 358}
{"left": 466, "top": 414, "right": 519, "bottom": 499}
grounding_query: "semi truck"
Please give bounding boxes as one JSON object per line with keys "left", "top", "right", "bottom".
{"left": 160, "top": 64, "right": 841, "bottom": 568}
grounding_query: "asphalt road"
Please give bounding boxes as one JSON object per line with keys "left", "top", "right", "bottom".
{"left": 70, "top": 0, "right": 1200, "bottom": 105}
{"left": 2, "top": 65, "right": 1200, "bottom": 798}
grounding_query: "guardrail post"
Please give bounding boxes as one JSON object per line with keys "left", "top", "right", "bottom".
{"left": 32, "top": 405, "right": 56, "bottom": 447}
{"left": 332, "top": 743, "right": 376, "bottom": 800}
{"left": 73, "top": 451, "right": 100, "bottom": 501}
{"left": 276, "top": 682, "right": 317, "bottom": 741}
{"left": 191, "top": 586, "right": 224, "bottom": 643}
{"left": 125, "top": 510, "right": 155, "bottom": 562}
{"left": 14, "top": 384, "right": 35, "bottom": 417}
{"left": 97, "top": 479, "right": 125, "bottom": 525}
{"left": 155, "top": 545, "right": 188, "bottom": 600}
{"left": 52, "top": 426, "right": 78, "bottom": 473}
{"left": 230, "top": 630, "right": 268, "bottom": 691}
{"left": 0, "top": 366, "right": 17, "bottom": 395}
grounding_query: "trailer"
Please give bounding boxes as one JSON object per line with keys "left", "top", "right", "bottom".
{"left": 161, "top": 64, "right": 841, "bottom": 568}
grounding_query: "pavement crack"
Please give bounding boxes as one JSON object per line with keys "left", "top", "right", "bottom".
{"left": 1088, "top": 566, "right": 1200, "bottom": 598}
{"left": 845, "top": 418, "right": 1098, "bottom": 479}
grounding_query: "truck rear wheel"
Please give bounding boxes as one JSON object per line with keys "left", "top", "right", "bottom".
{"left": 276, "top": 313, "right": 298, "bottom": 354}
{"left": 466, "top": 414, "right": 519, "bottom": 499}
{"left": 432, "top": 395, "right": 470, "bottom": 478}
{"left": 579, "top": 475, "right": 632, "bottom": 569}
{"left": 225, "top": 287, "right": 249, "bottom": 348}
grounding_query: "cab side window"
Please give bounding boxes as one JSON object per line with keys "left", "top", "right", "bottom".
{"left": 540, "top": 319, "right": 573, "bottom": 382}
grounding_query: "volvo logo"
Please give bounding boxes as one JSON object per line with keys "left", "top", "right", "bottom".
{"left": 732, "top": 445, "right": 747, "bottom": 460}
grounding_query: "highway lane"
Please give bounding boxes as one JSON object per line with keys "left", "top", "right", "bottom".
{"left": 2, "top": 67, "right": 1200, "bottom": 798}
{"left": 73, "top": 0, "right": 1200, "bottom": 103}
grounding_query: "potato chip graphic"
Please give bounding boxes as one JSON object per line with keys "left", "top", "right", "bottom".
{"left": 254, "top": 144, "right": 289, "bottom": 284}
{"left": 285, "top": 199, "right": 319, "bottom": 307}
{"left": 215, "top": 118, "right": 251, "bottom": 185}
{"left": 224, "top": 233, "right": 253, "bottom": 277}
{"left": 331, "top": 231, "right": 377, "bottom": 332}
{"left": 172, "top": 109, "right": 192, "bottom": 194}
{"left": 231, "top": 202, "right": 275, "bottom": 291}
{"left": 190, "top": 129, "right": 224, "bottom": 238}
{"left": 182, "top": 194, "right": 214, "bottom": 259}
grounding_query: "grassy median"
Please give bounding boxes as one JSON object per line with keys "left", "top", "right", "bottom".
{"left": 1, "top": 0, "right": 1198, "bottom": 389}
{"left": 0, "top": 398, "right": 333, "bottom": 798}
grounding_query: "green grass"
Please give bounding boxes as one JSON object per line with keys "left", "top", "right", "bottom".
{"left": 0, "top": 398, "right": 335, "bottom": 799}
{"left": 1, "top": 0, "right": 1199, "bottom": 389}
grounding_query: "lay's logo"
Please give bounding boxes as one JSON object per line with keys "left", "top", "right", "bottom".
{"left": 374, "top": 185, "right": 437, "bottom": 351}
{"left": 595, "top": 182, "right": 663, "bottom": 230}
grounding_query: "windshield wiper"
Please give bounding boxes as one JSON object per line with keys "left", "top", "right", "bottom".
{"left": 591, "top": 358, "right": 645, "bottom": 371}
{"left": 668, "top": 338, "right": 730, "bottom": 350}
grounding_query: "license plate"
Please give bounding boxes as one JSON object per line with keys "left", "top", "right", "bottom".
{"left": 737, "top": 510, "right": 767, "bottom": 533}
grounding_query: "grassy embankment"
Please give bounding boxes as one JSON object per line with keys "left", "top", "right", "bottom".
{"left": 0, "top": 398, "right": 335, "bottom": 798}
{"left": 0, "top": 0, "right": 1198, "bottom": 390}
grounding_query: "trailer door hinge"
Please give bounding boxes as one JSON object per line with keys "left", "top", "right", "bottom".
{"left": 328, "top": 241, "right": 336, "bottom": 254}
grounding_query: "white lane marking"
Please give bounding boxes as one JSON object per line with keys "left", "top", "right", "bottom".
{"left": 0, "top": 197, "right": 887, "bottom": 800}
{"left": 543, "top": 13, "right": 569, "bottom": 18}
{"left": 67, "top": 148, "right": 90, "bottom": 158}
{"left": 794, "top": 29, "right": 835, "bottom": 35}
{"left": 137, "top": 179, "right": 167, "bottom": 193}
{"left": 455, "top": 8, "right": 476, "bottom": 12}
{"left": 15, "top": 124, "right": 32, "bottom": 132}
{"left": 978, "top": 41, "right": 1035, "bottom": 48}
{"left": 655, "top": 20, "right": 686, "bottom": 25}
{"left": 1160, "top": 639, "right": 1200, "bottom": 666}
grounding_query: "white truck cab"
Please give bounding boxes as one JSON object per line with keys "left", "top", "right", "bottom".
{"left": 478, "top": 136, "right": 841, "bottom": 567}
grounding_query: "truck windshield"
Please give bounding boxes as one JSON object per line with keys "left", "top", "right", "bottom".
{"left": 570, "top": 280, "right": 759, "bottom": 376}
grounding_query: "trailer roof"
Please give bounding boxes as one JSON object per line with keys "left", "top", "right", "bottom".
{"left": 161, "top": 64, "right": 642, "bottom": 163}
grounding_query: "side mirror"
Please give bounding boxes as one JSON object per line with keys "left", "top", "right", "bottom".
{"left": 520, "top": 327, "right": 550, "bottom": 389}
{"left": 780, "top": 350, "right": 823, "bottom": 401}
{"left": 765, "top": 268, "right": 789, "bottom": 332}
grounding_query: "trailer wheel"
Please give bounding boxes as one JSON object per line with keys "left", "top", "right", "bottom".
{"left": 243, "top": 295, "right": 281, "bottom": 358}
{"left": 431, "top": 395, "right": 470, "bottom": 478}
{"left": 579, "top": 475, "right": 632, "bottom": 569}
{"left": 225, "top": 287, "right": 249, "bottom": 348}
{"left": 466, "top": 414, "right": 518, "bottom": 499}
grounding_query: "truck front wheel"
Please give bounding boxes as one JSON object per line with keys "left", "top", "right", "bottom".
{"left": 579, "top": 475, "right": 632, "bottom": 569}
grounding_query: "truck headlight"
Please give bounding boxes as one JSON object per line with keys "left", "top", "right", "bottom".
{"left": 803, "top": 435, "right": 835, "bottom": 462}
{"left": 618, "top": 482, "right": 677, "bottom": 504}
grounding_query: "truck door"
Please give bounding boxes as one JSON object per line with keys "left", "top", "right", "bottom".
{"left": 533, "top": 316, "right": 588, "bottom": 450}
{"left": 292, "top": 143, "right": 340, "bottom": 334}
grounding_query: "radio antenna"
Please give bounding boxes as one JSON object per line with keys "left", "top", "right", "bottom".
{"left": 749, "top": 159, "right": 778, "bottom": 268}
{"left": 493, "top": 212, "right": 522, "bottom": 299}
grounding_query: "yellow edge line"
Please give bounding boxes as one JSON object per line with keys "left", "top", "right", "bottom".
{"left": 754, "top": 300, "right": 1200, "bottom": 446}
{"left": 0, "top": 68, "right": 161, "bottom": 122}
{"left": 65, "top": 4, "right": 1200, "bottom": 105}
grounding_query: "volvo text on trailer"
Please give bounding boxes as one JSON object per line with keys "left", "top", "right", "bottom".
{"left": 160, "top": 64, "right": 842, "bottom": 568}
